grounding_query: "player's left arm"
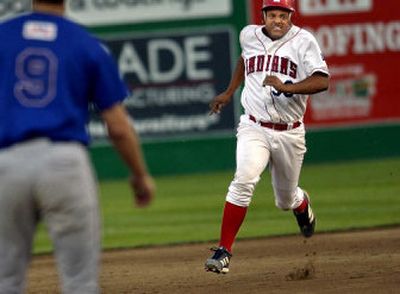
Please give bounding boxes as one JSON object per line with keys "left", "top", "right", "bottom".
{"left": 263, "top": 71, "right": 329, "bottom": 95}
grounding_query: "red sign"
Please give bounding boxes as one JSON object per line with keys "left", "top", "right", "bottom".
{"left": 249, "top": 0, "right": 400, "bottom": 128}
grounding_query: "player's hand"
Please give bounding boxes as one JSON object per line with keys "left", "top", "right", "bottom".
{"left": 130, "top": 174, "right": 155, "bottom": 208}
{"left": 263, "top": 75, "right": 286, "bottom": 92}
{"left": 209, "top": 92, "right": 232, "bottom": 114}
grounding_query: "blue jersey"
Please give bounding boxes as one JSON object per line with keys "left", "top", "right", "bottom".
{"left": 0, "top": 12, "right": 128, "bottom": 148}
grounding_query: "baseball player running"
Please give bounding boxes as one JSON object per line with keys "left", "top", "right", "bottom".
{"left": 0, "top": 0, "right": 155, "bottom": 293}
{"left": 205, "top": 0, "right": 329, "bottom": 274}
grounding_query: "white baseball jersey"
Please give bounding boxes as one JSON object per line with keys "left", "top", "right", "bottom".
{"left": 239, "top": 24, "right": 329, "bottom": 123}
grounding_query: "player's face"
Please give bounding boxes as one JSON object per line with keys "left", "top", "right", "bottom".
{"left": 263, "top": 9, "right": 292, "bottom": 40}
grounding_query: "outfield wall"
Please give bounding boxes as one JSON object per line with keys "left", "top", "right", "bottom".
{"left": 91, "top": 123, "right": 400, "bottom": 179}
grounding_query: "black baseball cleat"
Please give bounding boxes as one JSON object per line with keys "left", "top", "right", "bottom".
{"left": 205, "top": 246, "right": 232, "bottom": 274}
{"left": 293, "top": 192, "right": 316, "bottom": 238}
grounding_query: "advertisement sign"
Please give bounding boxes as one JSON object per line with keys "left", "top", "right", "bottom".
{"left": 89, "top": 27, "right": 236, "bottom": 141}
{"left": 0, "top": 0, "right": 30, "bottom": 20}
{"left": 299, "top": 0, "right": 372, "bottom": 15}
{"left": 0, "top": 0, "right": 232, "bottom": 25}
{"left": 66, "top": 0, "right": 232, "bottom": 26}
{"left": 249, "top": 0, "right": 400, "bottom": 128}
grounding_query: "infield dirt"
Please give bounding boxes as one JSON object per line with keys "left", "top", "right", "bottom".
{"left": 27, "top": 226, "right": 400, "bottom": 294}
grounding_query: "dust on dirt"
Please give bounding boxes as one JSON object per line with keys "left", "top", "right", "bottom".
{"left": 286, "top": 246, "right": 317, "bottom": 281}
{"left": 285, "top": 260, "right": 316, "bottom": 281}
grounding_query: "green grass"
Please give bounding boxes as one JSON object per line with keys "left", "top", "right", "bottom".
{"left": 33, "top": 157, "right": 400, "bottom": 253}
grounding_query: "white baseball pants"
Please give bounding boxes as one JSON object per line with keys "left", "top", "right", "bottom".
{"left": 226, "top": 115, "right": 307, "bottom": 210}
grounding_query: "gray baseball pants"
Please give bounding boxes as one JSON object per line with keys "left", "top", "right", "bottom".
{"left": 0, "top": 139, "right": 100, "bottom": 294}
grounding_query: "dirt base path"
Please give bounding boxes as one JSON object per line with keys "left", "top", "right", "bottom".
{"left": 27, "top": 226, "right": 400, "bottom": 294}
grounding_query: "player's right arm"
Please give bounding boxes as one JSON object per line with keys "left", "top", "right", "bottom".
{"left": 101, "top": 103, "right": 155, "bottom": 208}
{"left": 209, "top": 56, "right": 245, "bottom": 114}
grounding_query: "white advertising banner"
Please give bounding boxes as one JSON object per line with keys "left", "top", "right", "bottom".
{"left": 0, "top": 0, "right": 30, "bottom": 21}
{"left": 66, "top": 0, "right": 232, "bottom": 26}
{"left": 299, "top": 0, "right": 373, "bottom": 16}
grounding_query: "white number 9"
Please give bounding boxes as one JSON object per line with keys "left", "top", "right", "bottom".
{"left": 14, "top": 47, "right": 58, "bottom": 108}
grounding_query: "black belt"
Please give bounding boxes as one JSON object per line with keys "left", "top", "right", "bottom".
{"left": 249, "top": 115, "right": 301, "bottom": 131}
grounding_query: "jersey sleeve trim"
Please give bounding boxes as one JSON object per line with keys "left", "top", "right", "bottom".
{"left": 310, "top": 67, "right": 330, "bottom": 77}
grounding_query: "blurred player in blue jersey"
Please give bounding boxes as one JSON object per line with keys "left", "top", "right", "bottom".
{"left": 0, "top": 0, "right": 155, "bottom": 293}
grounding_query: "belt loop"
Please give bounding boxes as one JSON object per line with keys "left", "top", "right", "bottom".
{"left": 249, "top": 115, "right": 259, "bottom": 125}
{"left": 287, "top": 123, "right": 293, "bottom": 130}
